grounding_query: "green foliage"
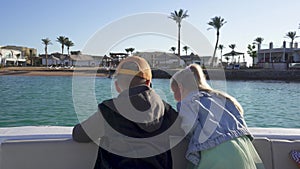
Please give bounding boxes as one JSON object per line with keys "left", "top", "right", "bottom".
{"left": 229, "top": 44, "right": 236, "bottom": 50}
{"left": 169, "top": 47, "right": 176, "bottom": 54}
{"left": 65, "top": 39, "right": 74, "bottom": 55}
{"left": 169, "top": 9, "right": 189, "bottom": 25}
{"left": 56, "top": 36, "right": 68, "bottom": 54}
{"left": 207, "top": 16, "right": 227, "bottom": 31}
{"left": 182, "top": 45, "right": 189, "bottom": 55}
{"left": 125, "top": 48, "right": 135, "bottom": 55}
{"left": 254, "top": 37, "right": 264, "bottom": 44}
{"left": 247, "top": 44, "right": 257, "bottom": 67}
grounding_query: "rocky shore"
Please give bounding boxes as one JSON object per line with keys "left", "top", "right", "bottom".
{"left": 1, "top": 67, "right": 300, "bottom": 81}
{"left": 223, "top": 69, "right": 300, "bottom": 81}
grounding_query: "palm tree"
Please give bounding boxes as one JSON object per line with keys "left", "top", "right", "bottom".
{"left": 247, "top": 44, "right": 257, "bottom": 67}
{"left": 169, "top": 47, "right": 176, "bottom": 54}
{"left": 254, "top": 37, "right": 264, "bottom": 50}
{"left": 125, "top": 48, "right": 130, "bottom": 55}
{"left": 41, "top": 38, "right": 52, "bottom": 67}
{"left": 182, "top": 45, "right": 189, "bottom": 55}
{"left": 65, "top": 38, "right": 74, "bottom": 55}
{"left": 56, "top": 36, "right": 68, "bottom": 54}
{"left": 225, "top": 56, "right": 230, "bottom": 64}
{"left": 208, "top": 16, "right": 227, "bottom": 66}
{"left": 285, "top": 31, "right": 299, "bottom": 66}
{"left": 217, "top": 44, "right": 225, "bottom": 64}
{"left": 228, "top": 44, "right": 236, "bottom": 51}
{"left": 228, "top": 44, "right": 236, "bottom": 63}
{"left": 285, "top": 31, "right": 299, "bottom": 48}
{"left": 169, "top": 9, "right": 189, "bottom": 58}
{"left": 128, "top": 48, "right": 135, "bottom": 55}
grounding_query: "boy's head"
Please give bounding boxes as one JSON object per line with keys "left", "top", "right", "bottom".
{"left": 114, "top": 56, "right": 152, "bottom": 92}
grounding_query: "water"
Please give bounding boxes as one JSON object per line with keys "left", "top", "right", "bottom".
{"left": 0, "top": 76, "right": 299, "bottom": 128}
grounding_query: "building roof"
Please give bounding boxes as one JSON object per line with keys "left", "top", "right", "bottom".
{"left": 69, "top": 54, "right": 94, "bottom": 61}
{"left": 258, "top": 48, "right": 299, "bottom": 53}
{"left": 180, "top": 54, "right": 201, "bottom": 61}
{"left": 223, "top": 50, "right": 244, "bottom": 56}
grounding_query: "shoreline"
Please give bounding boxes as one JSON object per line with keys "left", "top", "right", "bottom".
{"left": 1, "top": 67, "right": 300, "bottom": 81}
{"left": 0, "top": 67, "right": 108, "bottom": 77}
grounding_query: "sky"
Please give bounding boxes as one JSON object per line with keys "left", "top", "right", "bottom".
{"left": 1, "top": 0, "right": 300, "bottom": 64}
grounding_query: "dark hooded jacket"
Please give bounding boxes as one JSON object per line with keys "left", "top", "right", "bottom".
{"left": 73, "top": 85, "right": 184, "bottom": 169}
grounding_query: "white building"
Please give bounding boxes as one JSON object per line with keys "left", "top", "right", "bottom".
{"left": 256, "top": 41, "right": 300, "bottom": 69}
{"left": 40, "top": 52, "right": 103, "bottom": 67}
{"left": 0, "top": 47, "right": 26, "bottom": 66}
{"left": 135, "top": 51, "right": 185, "bottom": 69}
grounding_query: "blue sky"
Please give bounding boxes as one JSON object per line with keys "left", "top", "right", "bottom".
{"left": 1, "top": 0, "right": 300, "bottom": 63}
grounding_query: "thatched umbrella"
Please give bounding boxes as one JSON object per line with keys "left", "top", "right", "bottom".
{"left": 223, "top": 50, "right": 244, "bottom": 64}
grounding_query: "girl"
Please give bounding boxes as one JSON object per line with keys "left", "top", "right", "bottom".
{"left": 170, "top": 64, "right": 265, "bottom": 169}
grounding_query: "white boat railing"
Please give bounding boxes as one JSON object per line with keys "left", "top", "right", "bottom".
{"left": 0, "top": 126, "right": 299, "bottom": 169}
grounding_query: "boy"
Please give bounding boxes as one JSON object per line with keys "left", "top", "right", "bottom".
{"left": 73, "top": 56, "right": 184, "bottom": 169}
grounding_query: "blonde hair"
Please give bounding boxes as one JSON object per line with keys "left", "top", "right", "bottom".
{"left": 170, "top": 64, "right": 244, "bottom": 114}
{"left": 115, "top": 61, "right": 147, "bottom": 90}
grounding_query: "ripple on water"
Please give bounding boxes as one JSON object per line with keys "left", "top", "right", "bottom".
{"left": 0, "top": 77, "right": 299, "bottom": 128}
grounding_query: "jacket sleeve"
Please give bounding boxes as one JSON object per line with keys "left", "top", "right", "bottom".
{"left": 72, "top": 109, "right": 104, "bottom": 143}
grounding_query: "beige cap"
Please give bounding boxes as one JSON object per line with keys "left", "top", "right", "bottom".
{"left": 115, "top": 56, "right": 152, "bottom": 80}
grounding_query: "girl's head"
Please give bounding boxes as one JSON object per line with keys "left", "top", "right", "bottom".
{"left": 170, "top": 63, "right": 244, "bottom": 114}
{"left": 170, "top": 64, "right": 212, "bottom": 101}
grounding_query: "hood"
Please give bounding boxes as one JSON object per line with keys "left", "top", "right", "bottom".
{"left": 105, "top": 85, "right": 165, "bottom": 132}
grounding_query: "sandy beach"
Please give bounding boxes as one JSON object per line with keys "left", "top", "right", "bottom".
{"left": 0, "top": 67, "right": 109, "bottom": 77}
{"left": 1, "top": 67, "right": 300, "bottom": 81}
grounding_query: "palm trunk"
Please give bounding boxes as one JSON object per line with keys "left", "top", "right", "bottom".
{"left": 177, "top": 24, "right": 181, "bottom": 66}
{"left": 178, "top": 24, "right": 181, "bottom": 57}
{"left": 220, "top": 50, "right": 223, "bottom": 66}
{"left": 45, "top": 47, "right": 48, "bottom": 67}
{"left": 211, "top": 31, "right": 219, "bottom": 67}
{"left": 46, "top": 54, "right": 48, "bottom": 67}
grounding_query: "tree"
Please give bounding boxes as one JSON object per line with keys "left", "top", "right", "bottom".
{"left": 125, "top": 48, "right": 130, "bottom": 54}
{"left": 182, "top": 45, "right": 189, "bottom": 55}
{"left": 217, "top": 44, "right": 225, "bottom": 64}
{"left": 208, "top": 16, "right": 227, "bottom": 66}
{"left": 56, "top": 36, "right": 68, "bottom": 54}
{"left": 247, "top": 44, "right": 257, "bottom": 67}
{"left": 254, "top": 37, "right": 264, "bottom": 49}
{"left": 228, "top": 44, "right": 236, "bottom": 50}
{"left": 42, "top": 38, "right": 52, "bottom": 67}
{"left": 225, "top": 56, "right": 229, "bottom": 64}
{"left": 285, "top": 31, "right": 299, "bottom": 67}
{"left": 128, "top": 48, "right": 135, "bottom": 55}
{"left": 169, "top": 47, "right": 176, "bottom": 54}
{"left": 228, "top": 44, "right": 236, "bottom": 63}
{"left": 285, "top": 31, "right": 299, "bottom": 48}
{"left": 65, "top": 38, "right": 74, "bottom": 55}
{"left": 169, "top": 9, "right": 189, "bottom": 58}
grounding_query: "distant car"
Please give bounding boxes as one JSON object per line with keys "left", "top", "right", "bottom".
{"left": 289, "top": 63, "right": 300, "bottom": 69}
{"left": 193, "top": 61, "right": 201, "bottom": 65}
{"left": 233, "top": 64, "right": 240, "bottom": 69}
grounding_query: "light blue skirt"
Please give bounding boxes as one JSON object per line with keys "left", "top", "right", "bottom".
{"left": 187, "top": 136, "right": 265, "bottom": 169}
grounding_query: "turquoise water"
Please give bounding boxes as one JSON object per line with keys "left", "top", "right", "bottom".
{"left": 0, "top": 76, "right": 299, "bottom": 128}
